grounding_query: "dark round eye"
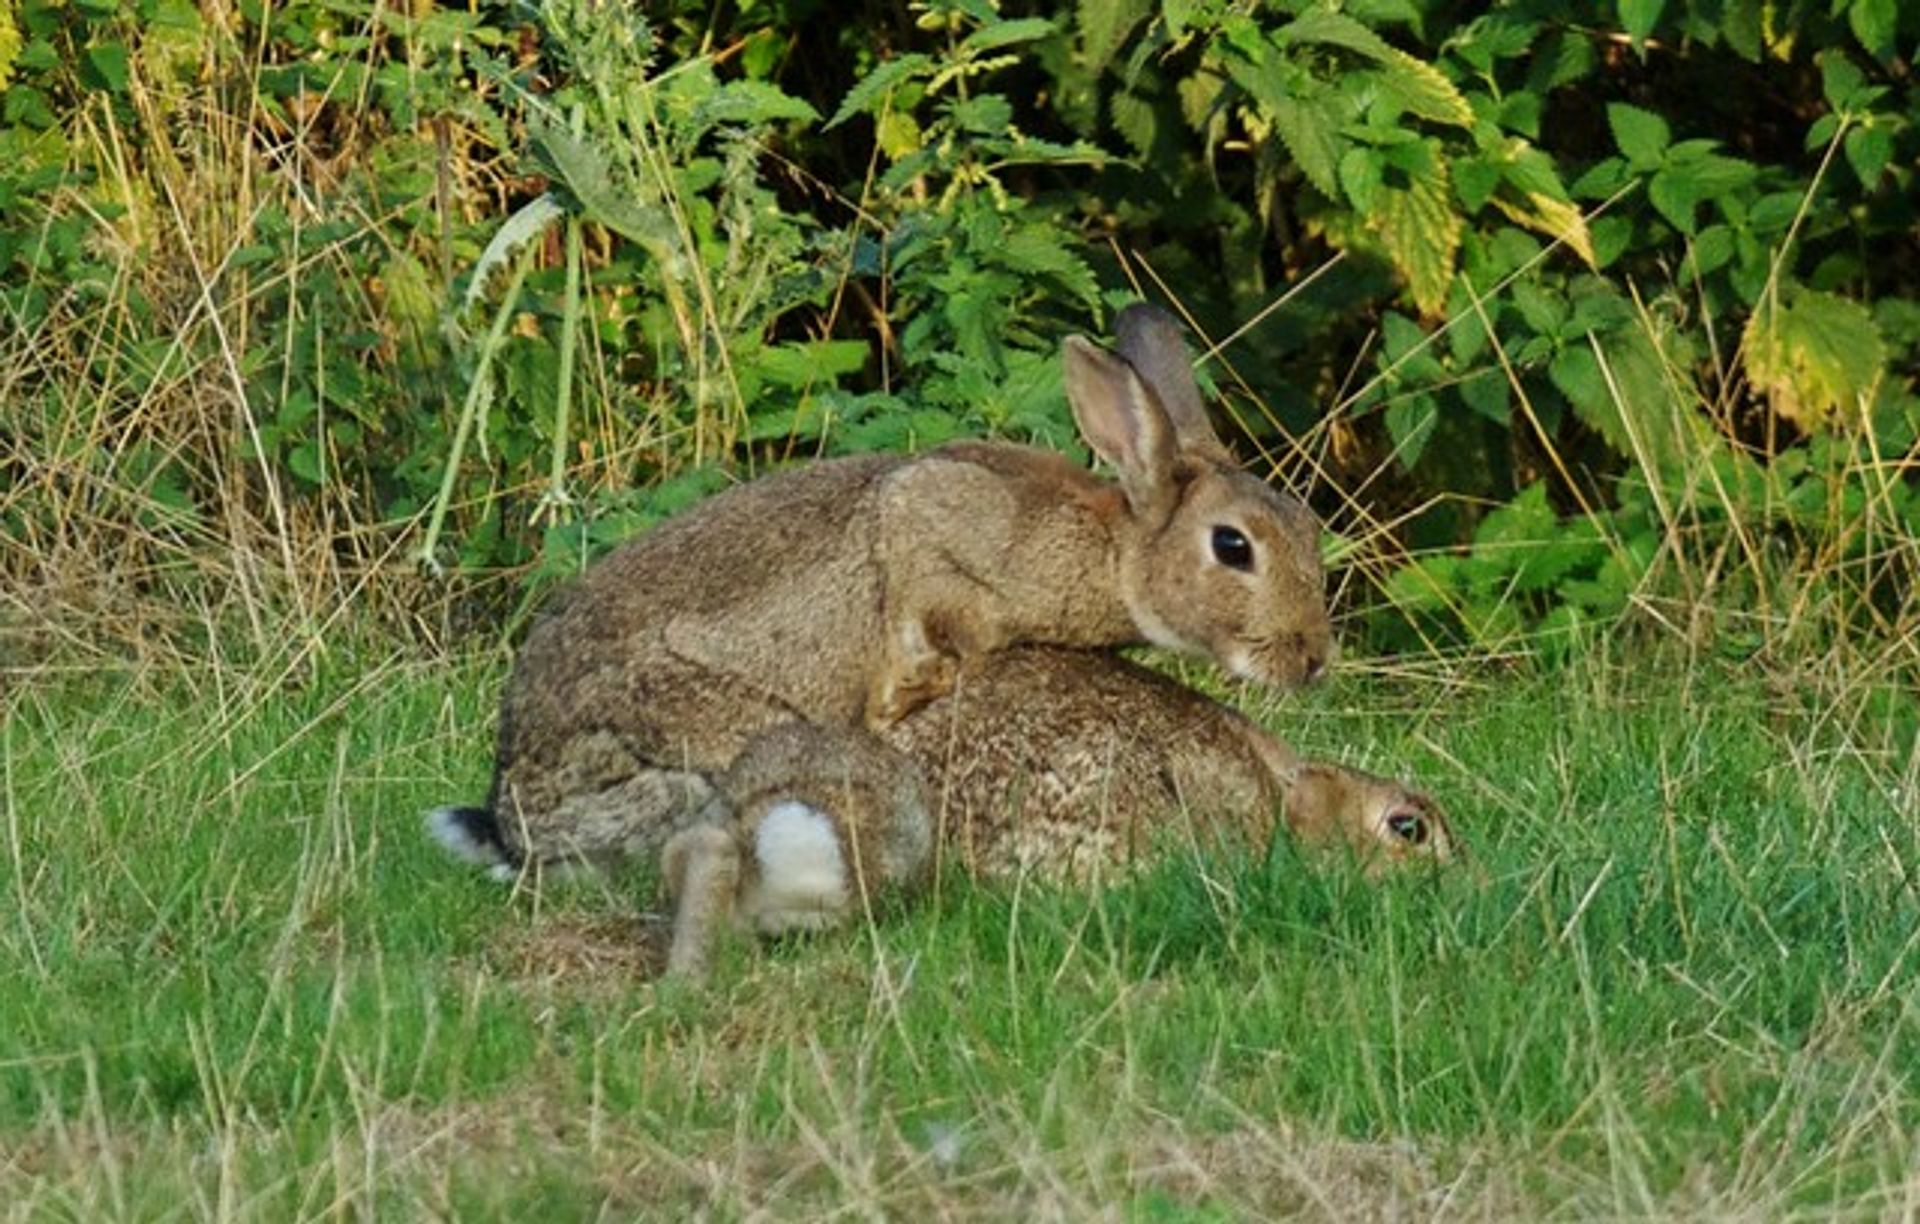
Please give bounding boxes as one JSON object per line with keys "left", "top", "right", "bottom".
{"left": 1386, "top": 812, "right": 1429, "bottom": 845}
{"left": 1210, "top": 525, "right": 1254, "bottom": 572}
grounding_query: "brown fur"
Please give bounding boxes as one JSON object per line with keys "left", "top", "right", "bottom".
{"left": 444, "top": 306, "right": 1362, "bottom": 976}
{"left": 883, "top": 647, "right": 1455, "bottom": 880}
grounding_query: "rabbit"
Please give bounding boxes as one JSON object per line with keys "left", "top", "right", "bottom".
{"left": 646, "top": 646, "right": 1453, "bottom": 978}
{"left": 877, "top": 645, "right": 1455, "bottom": 881}
{"left": 429, "top": 303, "right": 1335, "bottom": 974}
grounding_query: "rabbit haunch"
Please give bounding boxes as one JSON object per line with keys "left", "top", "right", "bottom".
{"left": 459, "top": 304, "right": 1335, "bottom": 879}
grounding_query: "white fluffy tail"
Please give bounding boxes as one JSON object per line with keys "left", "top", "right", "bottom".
{"left": 425, "top": 806, "right": 519, "bottom": 883}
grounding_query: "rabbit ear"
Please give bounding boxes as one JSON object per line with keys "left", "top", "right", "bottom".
{"left": 1113, "top": 303, "right": 1229, "bottom": 459}
{"left": 1063, "top": 335, "right": 1179, "bottom": 516}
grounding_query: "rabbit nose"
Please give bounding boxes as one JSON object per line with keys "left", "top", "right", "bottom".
{"left": 1302, "top": 653, "right": 1328, "bottom": 685}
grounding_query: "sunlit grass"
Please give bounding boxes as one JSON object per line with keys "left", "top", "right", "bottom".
{"left": 3, "top": 644, "right": 1916, "bottom": 1218}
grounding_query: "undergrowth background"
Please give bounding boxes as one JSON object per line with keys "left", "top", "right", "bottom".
{"left": 1, "top": 0, "right": 1915, "bottom": 691}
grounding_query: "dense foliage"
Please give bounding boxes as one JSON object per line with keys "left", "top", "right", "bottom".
{"left": 3, "top": 0, "right": 1916, "bottom": 655}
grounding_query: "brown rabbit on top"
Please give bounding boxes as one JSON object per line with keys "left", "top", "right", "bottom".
{"left": 429, "top": 305, "right": 1336, "bottom": 974}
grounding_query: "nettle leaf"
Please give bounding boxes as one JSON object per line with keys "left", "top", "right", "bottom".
{"left": 1385, "top": 393, "right": 1439, "bottom": 467}
{"left": 827, "top": 54, "right": 931, "bottom": 128}
{"left": 1226, "top": 55, "right": 1347, "bottom": 198}
{"left": 1371, "top": 145, "right": 1461, "bottom": 315}
{"left": 1618, "top": 0, "right": 1665, "bottom": 48}
{"left": 949, "top": 93, "right": 1014, "bottom": 133}
{"left": 1491, "top": 189, "right": 1595, "bottom": 268}
{"left": 1374, "top": 53, "right": 1472, "bottom": 126}
{"left": 701, "top": 80, "right": 819, "bottom": 126}
{"left": 992, "top": 226, "right": 1101, "bottom": 306}
{"left": 960, "top": 16, "right": 1056, "bottom": 54}
{"left": 1338, "top": 146, "right": 1382, "bottom": 212}
{"left": 1277, "top": 9, "right": 1471, "bottom": 126}
{"left": 1554, "top": 321, "right": 1700, "bottom": 474}
{"left": 1266, "top": 92, "right": 1346, "bottom": 197}
{"left": 1743, "top": 286, "right": 1887, "bottom": 430}
{"left": 1079, "top": 0, "right": 1151, "bottom": 74}
{"left": 1848, "top": 0, "right": 1897, "bottom": 56}
{"left": 1843, "top": 125, "right": 1892, "bottom": 187}
{"left": 1647, "top": 169, "right": 1700, "bottom": 234}
{"left": 1606, "top": 102, "right": 1670, "bottom": 168}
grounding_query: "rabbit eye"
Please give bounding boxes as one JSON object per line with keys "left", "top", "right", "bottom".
{"left": 1211, "top": 526, "right": 1254, "bottom": 572}
{"left": 1386, "top": 812, "right": 1429, "bottom": 845}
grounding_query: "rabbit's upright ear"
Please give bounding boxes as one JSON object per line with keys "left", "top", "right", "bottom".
{"left": 1114, "top": 303, "right": 1230, "bottom": 461}
{"left": 1063, "top": 335, "right": 1179, "bottom": 517}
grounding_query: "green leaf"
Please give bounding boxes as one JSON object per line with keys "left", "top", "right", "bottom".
{"left": 1618, "top": 0, "right": 1665, "bottom": 47}
{"left": 464, "top": 193, "right": 565, "bottom": 313}
{"left": 1606, "top": 102, "right": 1669, "bottom": 168}
{"left": 85, "top": 41, "right": 129, "bottom": 92}
{"left": 1819, "top": 52, "right": 1868, "bottom": 111}
{"left": 1385, "top": 394, "right": 1439, "bottom": 467}
{"left": 1722, "top": 0, "right": 1763, "bottom": 60}
{"left": 827, "top": 54, "right": 931, "bottom": 128}
{"left": 1079, "top": 0, "right": 1151, "bottom": 73}
{"left": 1743, "top": 286, "right": 1887, "bottom": 430}
{"left": 1844, "top": 125, "right": 1892, "bottom": 187}
{"left": 949, "top": 94, "right": 1013, "bottom": 134}
{"left": 702, "top": 80, "right": 818, "bottom": 126}
{"left": 1550, "top": 345, "right": 1606, "bottom": 416}
{"left": 1266, "top": 93, "right": 1344, "bottom": 198}
{"left": 1371, "top": 144, "right": 1461, "bottom": 315}
{"left": 1646, "top": 168, "right": 1699, "bottom": 234}
{"left": 960, "top": 17, "right": 1056, "bottom": 54}
{"left": 1338, "top": 146, "right": 1382, "bottom": 212}
{"left": 755, "top": 339, "right": 871, "bottom": 389}
{"left": 1274, "top": 9, "right": 1470, "bottom": 125}
{"left": 1848, "top": 0, "right": 1897, "bottom": 56}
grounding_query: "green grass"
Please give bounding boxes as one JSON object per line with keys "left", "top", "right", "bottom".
{"left": 3, "top": 649, "right": 1918, "bottom": 1218}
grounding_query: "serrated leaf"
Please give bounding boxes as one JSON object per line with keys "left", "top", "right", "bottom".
{"left": 530, "top": 125, "right": 677, "bottom": 254}
{"left": 1275, "top": 9, "right": 1470, "bottom": 125}
{"left": 1744, "top": 287, "right": 1886, "bottom": 430}
{"left": 992, "top": 228, "right": 1100, "bottom": 306}
{"left": 1490, "top": 187, "right": 1596, "bottom": 268}
{"left": 1110, "top": 87, "right": 1158, "bottom": 157}
{"left": 1371, "top": 148, "right": 1461, "bottom": 315}
{"left": 1452, "top": 156, "right": 1501, "bottom": 211}
{"left": 1722, "top": 0, "right": 1763, "bottom": 59}
{"left": 876, "top": 111, "right": 922, "bottom": 159}
{"left": 1385, "top": 394, "right": 1439, "bottom": 467}
{"left": 465, "top": 193, "right": 565, "bottom": 312}
{"left": 1606, "top": 102, "right": 1669, "bottom": 167}
{"left": 1619, "top": 0, "right": 1665, "bottom": 46}
{"left": 1338, "top": 146, "right": 1381, "bottom": 212}
{"left": 1820, "top": 53, "right": 1867, "bottom": 111}
{"left": 85, "top": 41, "right": 128, "bottom": 92}
{"left": 1225, "top": 55, "right": 1347, "bottom": 197}
{"left": 1374, "top": 52, "right": 1473, "bottom": 126}
{"left": 1080, "top": 0, "right": 1150, "bottom": 72}
{"left": 827, "top": 54, "right": 931, "bottom": 128}
{"left": 1274, "top": 8, "right": 1397, "bottom": 57}
{"left": 1267, "top": 94, "right": 1344, "bottom": 197}
{"left": 1844, "top": 125, "right": 1892, "bottom": 186}
{"left": 960, "top": 17, "right": 1056, "bottom": 54}
{"left": 1848, "top": 0, "right": 1897, "bottom": 56}
{"left": 701, "top": 80, "right": 818, "bottom": 126}
{"left": 950, "top": 93, "right": 1013, "bottom": 133}
{"left": 1646, "top": 169, "right": 1699, "bottom": 233}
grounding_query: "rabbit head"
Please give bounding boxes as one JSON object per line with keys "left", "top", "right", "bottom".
{"left": 1064, "top": 305, "right": 1334, "bottom": 689}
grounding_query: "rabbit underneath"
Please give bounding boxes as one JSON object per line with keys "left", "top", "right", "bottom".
{"left": 430, "top": 305, "right": 1339, "bottom": 974}
{"left": 645, "top": 646, "right": 1453, "bottom": 976}
{"left": 878, "top": 646, "right": 1454, "bottom": 881}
